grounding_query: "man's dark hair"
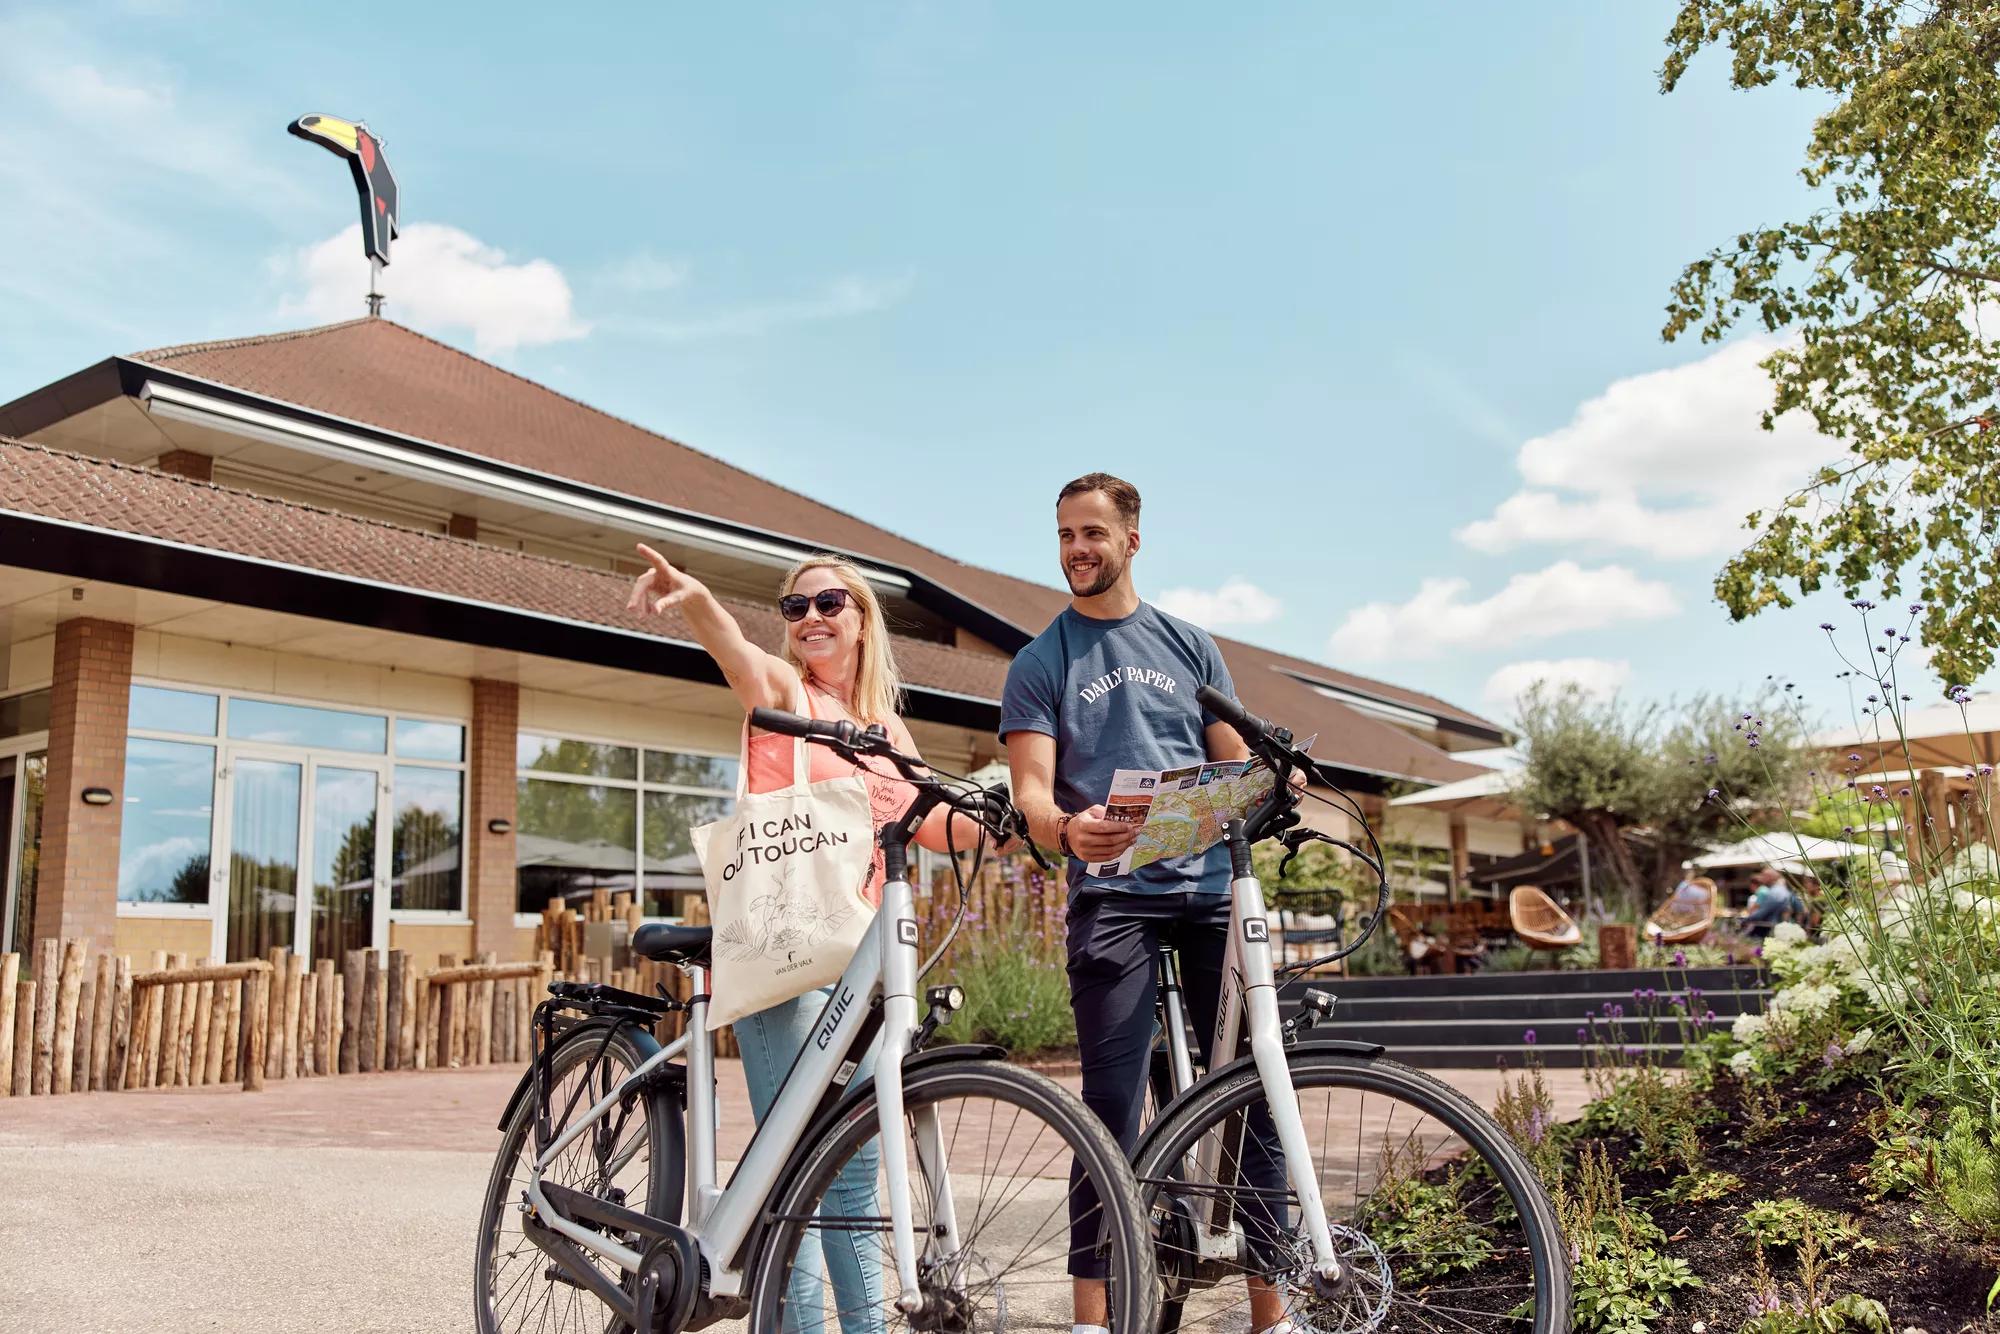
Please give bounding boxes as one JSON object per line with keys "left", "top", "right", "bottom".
{"left": 1057, "top": 473, "right": 1142, "bottom": 526}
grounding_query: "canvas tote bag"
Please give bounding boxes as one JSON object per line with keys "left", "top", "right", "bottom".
{"left": 692, "top": 682, "right": 877, "bottom": 1028}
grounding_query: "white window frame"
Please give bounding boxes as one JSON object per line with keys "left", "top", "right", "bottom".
{"left": 510, "top": 727, "right": 737, "bottom": 927}
{"left": 0, "top": 683, "right": 53, "bottom": 956}
{"left": 117, "top": 681, "right": 471, "bottom": 930}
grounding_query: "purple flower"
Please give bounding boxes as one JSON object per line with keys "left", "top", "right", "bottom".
{"left": 1753, "top": 946, "right": 1764, "bottom": 959}
{"left": 1823, "top": 1040, "right": 1844, "bottom": 1069}
{"left": 1672, "top": 950, "right": 1687, "bottom": 967}
{"left": 1704, "top": 1009, "right": 1716, "bottom": 1023}
{"left": 1884, "top": 628, "right": 1897, "bottom": 638}
{"left": 1523, "top": 1028, "right": 1537, "bottom": 1045}
{"left": 1820, "top": 622, "right": 1834, "bottom": 631}
{"left": 1867, "top": 694, "right": 1880, "bottom": 703}
{"left": 1742, "top": 713, "right": 1753, "bottom": 721}
{"left": 1852, "top": 598, "right": 1875, "bottom": 610}
{"left": 1576, "top": 1027, "right": 1588, "bottom": 1042}
{"left": 1707, "top": 787, "right": 1720, "bottom": 799}
{"left": 1909, "top": 602, "right": 1924, "bottom": 613}
{"left": 1612, "top": 1003, "right": 1625, "bottom": 1018}
{"left": 1983, "top": 765, "right": 1995, "bottom": 777}
{"left": 1848, "top": 753, "right": 1861, "bottom": 761}
{"left": 1951, "top": 686, "right": 1973, "bottom": 704}
{"left": 1705, "top": 752, "right": 1718, "bottom": 765}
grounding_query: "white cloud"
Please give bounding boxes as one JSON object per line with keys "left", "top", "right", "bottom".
{"left": 1329, "top": 560, "right": 1677, "bottom": 662}
{"left": 1456, "top": 337, "right": 1845, "bottom": 559}
{"left": 600, "top": 252, "right": 690, "bottom": 293}
{"left": 276, "top": 223, "right": 590, "bottom": 354}
{"left": 1156, "top": 579, "right": 1283, "bottom": 628}
{"left": 1482, "top": 658, "right": 1633, "bottom": 713}
{"left": 622, "top": 273, "right": 914, "bottom": 341}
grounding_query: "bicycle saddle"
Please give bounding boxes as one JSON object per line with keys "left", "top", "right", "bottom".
{"left": 632, "top": 923, "right": 712, "bottom": 965}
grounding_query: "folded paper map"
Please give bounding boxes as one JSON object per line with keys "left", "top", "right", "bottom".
{"left": 1085, "top": 737, "right": 1313, "bottom": 878}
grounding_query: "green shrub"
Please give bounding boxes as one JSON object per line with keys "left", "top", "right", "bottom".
{"left": 1739, "top": 1293, "right": 1892, "bottom": 1334}
{"left": 1930, "top": 1106, "right": 2000, "bottom": 1244}
{"left": 1736, "top": 1199, "right": 1866, "bottom": 1260}
{"left": 1557, "top": 1144, "right": 1702, "bottom": 1333}
{"left": 1655, "top": 1169, "right": 1744, "bottom": 1206}
{"left": 942, "top": 947, "right": 1075, "bottom": 1055}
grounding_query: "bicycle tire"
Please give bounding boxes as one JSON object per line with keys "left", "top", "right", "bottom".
{"left": 474, "top": 1023, "right": 681, "bottom": 1334}
{"left": 1134, "top": 1047, "right": 1569, "bottom": 1334}
{"left": 749, "top": 1060, "right": 1162, "bottom": 1334}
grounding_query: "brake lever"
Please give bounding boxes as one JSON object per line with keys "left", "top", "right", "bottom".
{"left": 1276, "top": 827, "right": 1338, "bottom": 881}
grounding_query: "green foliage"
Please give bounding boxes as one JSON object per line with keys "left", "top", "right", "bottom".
{"left": 1510, "top": 684, "right": 1810, "bottom": 913}
{"left": 1493, "top": 1059, "right": 1563, "bottom": 1189}
{"left": 1360, "top": 1149, "right": 1495, "bottom": 1284}
{"left": 941, "top": 942, "right": 1075, "bottom": 1056}
{"left": 1930, "top": 1106, "right": 2000, "bottom": 1244}
{"left": 1736, "top": 1198, "right": 1866, "bottom": 1259}
{"left": 1661, "top": 1, "right": 2000, "bottom": 681}
{"left": 1740, "top": 1293, "right": 1893, "bottom": 1334}
{"left": 1557, "top": 1144, "right": 1702, "bottom": 1334}
{"left": 1656, "top": 1168, "right": 1745, "bottom": 1206}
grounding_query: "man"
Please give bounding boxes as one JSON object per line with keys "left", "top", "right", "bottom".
{"left": 1001, "top": 472, "right": 1291, "bottom": 1334}
{"left": 1741, "top": 866, "right": 1792, "bottom": 938}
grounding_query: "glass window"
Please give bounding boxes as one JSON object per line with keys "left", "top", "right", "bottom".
{"left": 394, "top": 718, "right": 465, "bottom": 762}
{"left": 643, "top": 749, "right": 739, "bottom": 791}
{"left": 129, "top": 685, "right": 218, "bottom": 736}
{"left": 7, "top": 752, "right": 45, "bottom": 952}
{"left": 641, "top": 790, "right": 731, "bottom": 917}
{"left": 515, "top": 778, "right": 638, "bottom": 914}
{"left": 118, "top": 739, "right": 216, "bottom": 904}
{"left": 393, "top": 764, "right": 464, "bottom": 912}
{"left": 0, "top": 690, "right": 50, "bottom": 741}
{"left": 228, "top": 699, "right": 387, "bottom": 754}
{"left": 517, "top": 732, "right": 637, "bottom": 780}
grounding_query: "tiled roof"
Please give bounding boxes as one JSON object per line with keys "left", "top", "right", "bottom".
{"left": 0, "top": 437, "right": 1006, "bottom": 702}
{"left": 126, "top": 319, "right": 1503, "bottom": 742}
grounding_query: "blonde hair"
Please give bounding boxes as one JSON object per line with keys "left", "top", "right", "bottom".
{"left": 779, "top": 554, "right": 903, "bottom": 726}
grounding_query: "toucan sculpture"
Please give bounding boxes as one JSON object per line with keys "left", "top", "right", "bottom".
{"left": 287, "top": 113, "right": 400, "bottom": 265}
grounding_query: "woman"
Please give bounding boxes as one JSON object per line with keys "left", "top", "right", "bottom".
{"left": 625, "top": 542, "right": 989, "bottom": 1334}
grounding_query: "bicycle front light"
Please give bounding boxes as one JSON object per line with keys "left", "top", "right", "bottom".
{"left": 926, "top": 985, "right": 966, "bottom": 1014}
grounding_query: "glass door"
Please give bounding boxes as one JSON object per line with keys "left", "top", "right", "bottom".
{"left": 307, "top": 761, "right": 387, "bottom": 967}
{"left": 2, "top": 749, "right": 46, "bottom": 956}
{"left": 223, "top": 755, "right": 304, "bottom": 962}
{"left": 0, "top": 755, "right": 15, "bottom": 954}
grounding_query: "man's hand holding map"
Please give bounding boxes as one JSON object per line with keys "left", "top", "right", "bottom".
{"left": 1085, "top": 738, "right": 1313, "bottom": 877}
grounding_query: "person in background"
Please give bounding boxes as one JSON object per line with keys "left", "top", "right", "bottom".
{"left": 1741, "top": 866, "right": 1792, "bottom": 938}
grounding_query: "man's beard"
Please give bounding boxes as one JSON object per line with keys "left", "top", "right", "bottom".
{"left": 1067, "top": 550, "right": 1125, "bottom": 597}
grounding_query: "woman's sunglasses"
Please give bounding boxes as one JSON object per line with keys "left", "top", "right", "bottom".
{"left": 779, "top": 588, "right": 855, "bottom": 622}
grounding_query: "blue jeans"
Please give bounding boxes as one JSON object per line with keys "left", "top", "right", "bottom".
{"left": 735, "top": 988, "right": 886, "bottom": 1334}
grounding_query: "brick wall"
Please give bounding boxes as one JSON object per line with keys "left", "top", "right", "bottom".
{"left": 468, "top": 678, "right": 520, "bottom": 957}
{"left": 35, "top": 618, "right": 134, "bottom": 952}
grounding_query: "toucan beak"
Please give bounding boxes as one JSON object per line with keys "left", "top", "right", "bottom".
{"left": 289, "top": 113, "right": 361, "bottom": 154}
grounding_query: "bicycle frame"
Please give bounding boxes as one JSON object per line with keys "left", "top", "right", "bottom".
{"left": 522, "top": 866, "right": 953, "bottom": 1307}
{"left": 1155, "top": 837, "right": 1344, "bottom": 1283}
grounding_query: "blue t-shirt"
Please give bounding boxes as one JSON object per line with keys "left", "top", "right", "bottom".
{"left": 999, "top": 603, "right": 1236, "bottom": 895}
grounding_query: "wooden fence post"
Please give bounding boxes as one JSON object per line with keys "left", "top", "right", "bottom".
{"left": 31, "top": 938, "right": 59, "bottom": 1095}
{"left": 155, "top": 952, "right": 185, "bottom": 1088}
{"left": 188, "top": 979, "right": 213, "bottom": 1086}
{"left": 176, "top": 962, "right": 202, "bottom": 1086}
{"left": 51, "top": 938, "right": 85, "bottom": 1095}
{"left": 283, "top": 953, "right": 304, "bottom": 1080}
{"left": 436, "top": 954, "right": 459, "bottom": 1069}
{"left": 70, "top": 975, "right": 94, "bottom": 1094}
{"left": 89, "top": 954, "right": 114, "bottom": 1091}
{"left": 242, "top": 971, "right": 268, "bottom": 1092}
{"left": 220, "top": 979, "right": 242, "bottom": 1084}
{"left": 12, "top": 980, "right": 34, "bottom": 1097}
{"left": 0, "top": 953, "right": 17, "bottom": 1097}
{"left": 297, "top": 963, "right": 317, "bottom": 1077}
{"left": 414, "top": 973, "right": 431, "bottom": 1071}
{"left": 384, "top": 951, "right": 405, "bottom": 1072}
{"left": 108, "top": 956, "right": 132, "bottom": 1092}
{"left": 359, "top": 951, "right": 381, "bottom": 1074}
{"left": 338, "top": 950, "right": 363, "bottom": 1074}
{"left": 396, "top": 953, "right": 417, "bottom": 1072}
{"left": 314, "top": 960, "right": 334, "bottom": 1076}
{"left": 204, "top": 976, "right": 229, "bottom": 1086}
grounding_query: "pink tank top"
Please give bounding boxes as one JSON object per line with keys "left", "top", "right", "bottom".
{"left": 742, "top": 681, "right": 913, "bottom": 906}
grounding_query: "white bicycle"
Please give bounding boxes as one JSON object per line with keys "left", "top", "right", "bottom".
{"left": 473, "top": 709, "right": 1159, "bottom": 1334}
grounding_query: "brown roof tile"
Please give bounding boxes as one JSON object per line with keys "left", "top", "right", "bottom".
{"left": 0, "top": 437, "right": 1006, "bottom": 702}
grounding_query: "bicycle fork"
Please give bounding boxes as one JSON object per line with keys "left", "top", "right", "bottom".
{"left": 1217, "top": 835, "right": 1344, "bottom": 1288}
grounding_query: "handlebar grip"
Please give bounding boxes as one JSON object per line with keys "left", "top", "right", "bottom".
{"left": 1196, "top": 685, "right": 1273, "bottom": 742}
{"left": 747, "top": 707, "right": 849, "bottom": 742}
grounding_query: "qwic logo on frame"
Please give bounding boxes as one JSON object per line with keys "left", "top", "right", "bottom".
{"left": 1243, "top": 918, "right": 1269, "bottom": 943}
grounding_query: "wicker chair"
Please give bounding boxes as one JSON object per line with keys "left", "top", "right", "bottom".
{"left": 1509, "top": 885, "right": 1582, "bottom": 953}
{"left": 1644, "top": 877, "right": 1716, "bottom": 946}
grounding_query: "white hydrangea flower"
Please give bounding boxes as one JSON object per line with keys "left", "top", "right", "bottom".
{"left": 1956, "top": 842, "right": 1998, "bottom": 878}
{"left": 1844, "top": 1027, "right": 1875, "bottom": 1054}
{"left": 1777, "top": 981, "right": 1841, "bottom": 1021}
{"left": 1732, "top": 1012, "right": 1768, "bottom": 1043}
{"left": 1728, "top": 1050, "right": 1759, "bottom": 1076}
{"left": 1771, "top": 921, "right": 1809, "bottom": 946}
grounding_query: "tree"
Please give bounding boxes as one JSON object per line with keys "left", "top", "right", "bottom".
{"left": 1661, "top": 2, "right": 2000, "bottom": 683}
{"left": 1510, "top": 683, "right": 1812, "bottom": 916}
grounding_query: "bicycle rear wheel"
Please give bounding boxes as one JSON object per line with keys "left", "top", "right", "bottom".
{"left": 1134, "top": 1047, "right": 1568, "bottom": 1334}
{"left": 474, "top": 1023, "right": 680, "bottom": 1334}
{"left": 749, "top": 1060, "right": 1161, "bottom": 1333}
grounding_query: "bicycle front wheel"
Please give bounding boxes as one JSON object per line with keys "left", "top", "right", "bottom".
{"left": 749, "top": 1060, "right": 1161, "bottom": 1334}
{"left": 1134, "top": 1047, "right": 1569, "bottom": 1334}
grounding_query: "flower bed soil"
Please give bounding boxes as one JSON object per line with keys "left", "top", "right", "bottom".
{"left": 1569, "top": 1073, "right": 1999, "bottom": 1333}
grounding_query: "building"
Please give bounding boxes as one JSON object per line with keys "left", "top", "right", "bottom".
{"left": 0, "top": 316, "right": 1515, "bottom": 966}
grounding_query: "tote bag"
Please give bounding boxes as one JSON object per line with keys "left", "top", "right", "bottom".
{"left": 692, "top": 683, "right": 877, "bottom": 1029}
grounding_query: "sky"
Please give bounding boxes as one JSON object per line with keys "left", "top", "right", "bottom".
{"left": 0, "top": 0, "right": 1964, "bottom": 740}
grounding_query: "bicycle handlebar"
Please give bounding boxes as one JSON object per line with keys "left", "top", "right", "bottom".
{"left": 746, "top": 705, "right": 1045, "bottom": 868}
{"left": 1197, "top": 683, "right": 1276, "bottom": 745}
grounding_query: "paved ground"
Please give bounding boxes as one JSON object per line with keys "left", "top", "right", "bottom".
{"left": 0, "top": 1060, "right": 1592, "bottom": 1333}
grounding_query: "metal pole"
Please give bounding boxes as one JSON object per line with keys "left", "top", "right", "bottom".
{"left": 365, "top": 258, "right": 385, "bottom": 317}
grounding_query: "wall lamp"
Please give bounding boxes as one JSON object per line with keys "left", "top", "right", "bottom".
{"left": 488, "top": 818, "right": 514, "bottom": 834}
{"left": 81, "top": 787, "right": 115, "bottom": 806}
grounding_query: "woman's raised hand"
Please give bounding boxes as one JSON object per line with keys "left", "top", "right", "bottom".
{"left": 626, "top": 543, "right": 706, "bottom": 618}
